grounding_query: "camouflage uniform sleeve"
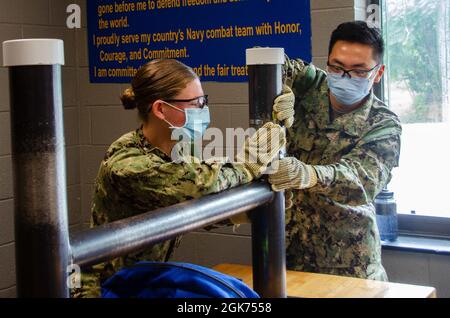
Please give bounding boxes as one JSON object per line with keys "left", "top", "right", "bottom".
{"left": 284, "top": 58, "right": 327, "bottom": 97}
{"left": 109, "top": 148, "right": 253, "bottom": 204}
{"left": 309, "top": 122, "right": 402, "bottom": 205}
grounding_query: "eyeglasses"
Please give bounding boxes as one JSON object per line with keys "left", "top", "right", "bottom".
{"left": 326, "top": 62, "right": 379, "bottom": 79}
{"left": 164, "top": 95, "right": 209, "bottom": 109}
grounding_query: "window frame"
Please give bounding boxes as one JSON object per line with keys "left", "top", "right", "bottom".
{"left": 369, "top": 0, "right": 450, "bottom": 239}
{"left": 367, "top": 0, "right": 384, "bottom": 100}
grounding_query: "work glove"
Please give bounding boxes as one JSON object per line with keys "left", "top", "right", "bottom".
{"left": 268, "top": 157, "right": 318, "bottom": 192}
{"left": 273, "top": 85, "right": 295, "bottom": 128}
{"left": 236, "top": 122, "right": 286, "bottom": 179}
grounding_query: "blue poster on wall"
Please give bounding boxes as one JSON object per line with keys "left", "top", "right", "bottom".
{"left": 87, "top": 0, "right": 311, "bottom": 83}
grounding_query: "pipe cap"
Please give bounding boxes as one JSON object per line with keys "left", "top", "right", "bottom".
{"left": 3, "top": 39, "right": 65, "bottom": 67}
{"left": 246, "top": 47, "right": 285, "bottom": 65}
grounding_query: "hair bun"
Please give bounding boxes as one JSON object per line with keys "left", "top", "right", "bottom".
{"left": 121, "top": 87, "right": 137, "bottom": 110}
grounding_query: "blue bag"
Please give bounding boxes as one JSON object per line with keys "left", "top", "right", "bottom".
{"left": 101, "top": 262, "right": 260, "bottom": 298}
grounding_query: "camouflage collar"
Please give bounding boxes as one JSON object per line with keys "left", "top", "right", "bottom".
{"left": 328, "top": 91, "right": 374, "bottom": 137}
{"left": 136, "top": 126, "right": 171, "bottom": 160}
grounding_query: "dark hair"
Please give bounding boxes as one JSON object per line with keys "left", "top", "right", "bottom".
{"left": 328, "top": 21, "right": 384, "bottom": 62}
{"left": 121, "top": 59, "right": 199, "bottom": 122}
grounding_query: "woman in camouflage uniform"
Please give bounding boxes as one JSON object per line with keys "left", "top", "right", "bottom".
{"left": 73, "top": 59, "right": 285, "bottom": 297}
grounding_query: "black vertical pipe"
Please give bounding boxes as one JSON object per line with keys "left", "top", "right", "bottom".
{"left": 4, "top": 40, "right": 70, "bottom": 297}
{"left": 247, "top": 48, "right": 287, "bottom": 298}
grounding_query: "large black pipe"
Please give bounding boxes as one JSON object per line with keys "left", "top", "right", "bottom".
{"left": 71, "top": 183, "right": 274, "bottom": 267}
{"left": 246, "top": 48, "right": 287, "bottom": 298}
{"left": 3, "top": 39, "right": 70, "bottom": 297}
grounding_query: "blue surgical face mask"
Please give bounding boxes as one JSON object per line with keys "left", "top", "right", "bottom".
{"left": 327, "top": 72, "right": 377, "bottom": 106}
{"left": 162, "top": 101, "right": 210, "bottom": 140}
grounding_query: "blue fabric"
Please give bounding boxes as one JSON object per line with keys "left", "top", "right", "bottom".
{"left": 101, "top": 262, "right": 259, "bottom": 298}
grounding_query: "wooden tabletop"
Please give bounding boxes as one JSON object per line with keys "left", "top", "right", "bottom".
{"left": 213, "top": 264, "right": 437, "bottom": 298}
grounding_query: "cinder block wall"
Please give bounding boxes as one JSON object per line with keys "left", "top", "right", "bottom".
{"left": 1, "top": 0, "right": 449, "bottom": 298}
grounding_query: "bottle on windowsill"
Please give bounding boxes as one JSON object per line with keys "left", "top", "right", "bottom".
{"left": 375, "top": 188, "right": 398, "bottom": 242}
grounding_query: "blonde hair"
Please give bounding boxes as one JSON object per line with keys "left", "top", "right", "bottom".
{"left": 121, "top": 59, "right": 199, "bottom": 122}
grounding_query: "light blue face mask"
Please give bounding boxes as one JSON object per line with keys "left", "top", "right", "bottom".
{"left": 162, "top": 101, "right": 210, "bottom": 140}
{"left": 327, "top": 72, "right": 377, "bottom": 106}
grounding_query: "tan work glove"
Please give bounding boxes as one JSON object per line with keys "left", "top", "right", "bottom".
{"left": 268, "top": 157, "right": 318, "bottom": 192}
{"left": 273, "top": 85, "right": 295, "bottom": 128}
{"left": 236, "top": 122, "right": 286, "bottom": 179}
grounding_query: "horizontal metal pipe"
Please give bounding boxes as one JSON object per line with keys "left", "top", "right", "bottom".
{"left": 70, "top": 182, "right": 274, "bottom": 267}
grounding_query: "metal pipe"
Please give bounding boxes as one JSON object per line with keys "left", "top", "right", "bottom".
{"left": 71, "top": 183, "right": 274, "bottom": 267}
{"left": 3, "top": 39, "right": 70, "bottom": 298}
{"left": 246, "top": 48, "right": 287, "bottom": 298}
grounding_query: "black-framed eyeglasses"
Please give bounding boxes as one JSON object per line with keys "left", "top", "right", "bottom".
{"left": 165, "top": 95, "right": 209, "bottom": 109}
{"left": 326, "top": 62, "right": 380, "bottom": 79}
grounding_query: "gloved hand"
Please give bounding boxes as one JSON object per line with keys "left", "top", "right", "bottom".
{"left": 268, "top": 157, "right": 318, "bottom": 192}
{"left": 273, "top": 85, "right": 295, "bottom": 128}
{"left": 236, "top": 122, "right": 286, "bottom": 178}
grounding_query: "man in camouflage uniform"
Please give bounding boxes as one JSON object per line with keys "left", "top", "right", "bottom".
{"left": 270, "top": 21, "right": 401, "bottom": 280}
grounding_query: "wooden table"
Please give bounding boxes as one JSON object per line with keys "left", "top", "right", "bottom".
{"left": 213, "top": 264, "right": 437, "bottom": 298}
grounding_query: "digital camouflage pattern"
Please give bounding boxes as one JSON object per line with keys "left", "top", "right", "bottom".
{"left": 72, "top": 128, "right": 253, "bottom": 298}
{"left": 284, "top": 59, "right": 402, "bottom": 281}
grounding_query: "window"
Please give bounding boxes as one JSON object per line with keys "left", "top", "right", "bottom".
{"left": 382, "top": 0, "right": 450, "bottom": 219}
